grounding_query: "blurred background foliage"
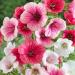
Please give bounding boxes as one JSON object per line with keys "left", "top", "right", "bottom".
{"left": 0, "top": 0, "right": 72, "bottom": 26}
{"left": 0, "top": 0, "right": 74, "bottom": 75}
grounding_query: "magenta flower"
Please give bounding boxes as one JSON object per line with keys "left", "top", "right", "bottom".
{"left": 43, "top": 0, "right": 65, "bottom": 13}
{"left": 0, "top": 30, "right": 3, "bottom": 46}
{"left": 49, "top": 68, "right": 65, "bottom": 75}
{"left": 12, "top": 48, "right": 25, "bottom": 64}
{"left": 18, "top": 40, "right": 45, "bottom": 64}
{"left": 1, "top": 17, "right": 18, "bottom": 41}
{"left": 35, "top": 28, "right": 53, "bottom": 47}
{"left": 18, "top": 21, "right": 32, "bottom": 37}
{"left": 13, "top": 6, "right": 24, "bottom": 19}
{"left": 20, "top": 2, "right": 47, "bottom": 31}
{"left": 48, "top": 65, "right": 67, "bottom": 75}
{"left": 46, "top": 18, "right": 66, "bottom": 39}
{"left": 64, "top": 0, "right": 75, "bottom": 25}
{"left": 63, "top": 30, "right": 75, "bottom": 46}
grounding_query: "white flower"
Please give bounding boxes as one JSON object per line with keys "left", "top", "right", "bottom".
{"left": 0, "top": 54, "right": 18, "bottom": 73}
{"left": 63, "top": 60, "right": 75, "bottom": 75}
{"left": 4, "top": 42, "right": 15, "bottom": 55}
{"left": 25, "top": 64, "right": 48, "bottom": 75}
{"left": 54, "top": 38, "right": 74, "bottom": 57}
{"left": 42, "top": 50, "right": 59, "bottom": 66}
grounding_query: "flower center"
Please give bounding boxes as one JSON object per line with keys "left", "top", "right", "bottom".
{"left": 67, "top": 34, "right": 73, "bottom": 40}
{"left": 50, "top": 3, "right": 56, "bottom": 9}
{"left": 33, "top": 12, "right": 41, "bottom": 22}
{"left": 23, "top": 25, "right": 29, "bottom": 30}
{"left": 41, "top": 33, "right": 46, "bottom": 38}
{"left": 61, "top": 43, "right": 68, "bottom": 49}
{"left": 32, "top": 68, "right": 39, "bottom": 75}
{"left": 46, "top": 56, "right": 54, "bottom": 63}
{"left": 6, "top": 63, "right": 13, "bottom": 69}
{"left": 50, "top": 22, "right": 59, "bottom": 29}
{"left": 28, "top": 50, "right": 34, "bottom": 57}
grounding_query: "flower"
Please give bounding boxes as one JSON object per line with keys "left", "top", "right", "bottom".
{"left": 25, "top": 64, "right": 48, "bottom": 75}
{"left": 64, "top": 0, "right": 75, "bottom": 25}
{"left": 0, "top": 54, "right": 18, "bottom": 73}
{"left": 20, "top": 2, "right": 47, "bottom": 31}
{"left": 63, "top": 60, "right": 75, "bottom": 75}
{"left": 35, "top": 28, "right": 53, "bottom": 47}
{"left": 18, "top": 40, "right": 45, "bottom": 64}
{"left": 12, "top": 48, "right": 25, "bottom": 64}
{"left": 13, "top": 6, "right": 24, "bottom": 19}
{"left": 4, "top": 42, "right": 15, "bottom": 55}
{"left": 42, "top": 51, "right": 59, "bottom": 66}
{"left": 43, "top": 0, "right": 65, "bottom": 13}
{"left": 47, "top": 65, "right": 69, "bottom": 75}
{"left": 1, "top": 17, "right": 18, "bottom": 41}
{"left": 0, "top": 30, "right": 3, "bottom": 46}
{"left": 63, "top": 30, "right": 75, "bottom": 46}
{"left": 46, "top": 18, "right": 66, "bottom": 39}
{"left": 54, "top": 38, "right": 74, "bottom": 57}
{"left": 18, "top": 21, "right": 32, "bottom": 37}
{"left": 64, "top": 11, "right": 75, "bottom": 25}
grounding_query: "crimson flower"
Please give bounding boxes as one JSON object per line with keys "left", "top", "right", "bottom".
{"left": 43, "top": 0, "right": 65, "bottom": 13}
{"left": 64, "top": 0, "right": 75, "bottom": 25}
{"left": 18, "top": 21, "right": 32, "bottom": 37}
{"left": 18, "top": 40, "right": 45, "bottom": 64}
{"left": 63, "top": 30, "right": 75, "bottom": 46}
{"left": 12, "top": 48, "right": 25, "bottom": 64}
{"left": 13, "top": 6, "right": 24, "bottom": 19}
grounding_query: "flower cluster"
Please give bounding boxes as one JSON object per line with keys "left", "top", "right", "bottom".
{"left": 0, "top": 0, "right": 75, "bottom": 75}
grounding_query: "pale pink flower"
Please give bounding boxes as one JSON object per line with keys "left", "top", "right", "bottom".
{"left": 25, "top": 64, "right": 49, "bottom": 75}
{"left": 46, "top": 18, "right": 66, "bottom": 39}
{"left": 20, "top": 2, "right": 47, "bottom": 31}
{"left": 1, "top": 17, "right": 18, "bottom": 41}
{"left": 0, "top": 54, "right": 18, "bottom": 73}
{"left": 35, "top": 28, "right": 53, "bottom": 47}
{"left": 42, "top": 51, "right": 59, "bottom": 66}
{"left": 4, "top": 42, "right": 15, "bottom": 56}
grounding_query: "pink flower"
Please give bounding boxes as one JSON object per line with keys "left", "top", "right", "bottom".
{"left": 50, "top": 69, "right": 65, "bottom": 75}
{"left": 48, "top": 65, "right": 66, "bottom": 75}
{"left": 0, "top": 30, "right": 3, "bottom": 46}
{"left": 13, "top": 6, "right": 24, "bottom": 19}
{"left": 18, "top": 21, "right": 32, "bottom": 37}
{"left": 43, "top": 0, "right": 65, "bottom": 13}
{"left": 1, "top": 17, "right": 18, "bottom": 41}
{"left": 63, "top": 30, "right": 75, "bottom": 46}
{"left": 35, "top": 28, "right": 53, "bottom": 47}
{"left": 18, "top": 40, "right": 45, "bottom": 64}
{"left": 64, "top": 0, "right": 75, "bottom": 25}
{"left": 46, "top": 18, "right": 66, "bottom": 39}
{"left": 20, "top": 2, "right": 47, "bottom": 31}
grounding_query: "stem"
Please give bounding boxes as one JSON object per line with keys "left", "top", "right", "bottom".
{"left": 58, "top": 56, "right": 63, "bottom": 68}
